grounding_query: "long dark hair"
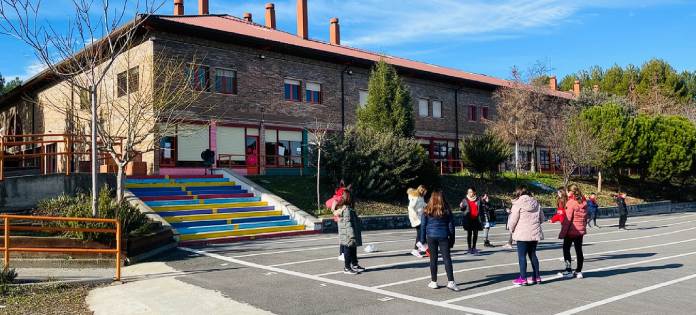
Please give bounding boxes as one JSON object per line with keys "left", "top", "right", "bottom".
{"left": 337, "top": 190, "right": 354, "bottom": 208}
{"left": 424, "top": 190, "right": 449, "bottom": 218}
{"left": 556, "top": 187, "right": 568, "bottom": 206}
{"left": 513, "top": 185, "right": 529, "bottom": 199}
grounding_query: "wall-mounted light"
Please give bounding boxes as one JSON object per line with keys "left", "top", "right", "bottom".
{"left": 258, "top": 54, "right": 266, "bottom": 60}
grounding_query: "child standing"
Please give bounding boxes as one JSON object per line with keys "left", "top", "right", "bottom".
{"left": 460, "top": 187, "right": 484, "bottom": 255}
{"left": 612, "top": 192, "right": 628, "bottom": 230}
{"left": 420, "top": 190, "right": 459, "bottom": 291}
{"left": 586, "top": 193, "right": 599, "bottom": 228}
{"left": 337, "top": 191, "right": 364, "bottom": 274}
{"left": 550, "top": 188, "right": 568, "bottom": 223}
{"left": 481, "top": 194, "right": 496, "bottom": 248}
{"left": 507, "top": 186, "right": 544, "bottom": 286}
{"left": 559, "top": 184, "right": 588, "bottom": 279}
{"left": 407, "top": 185, "right": 428, "bottom": 257}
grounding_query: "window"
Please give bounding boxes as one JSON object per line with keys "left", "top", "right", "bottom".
{"left": 79, "top": 87, "right": 91, "bottom": 110}
{"left": 432, "top": 100, "right": 442, "bottom": 118}
{"left": 418, "top": 98, "right": 429, "bottom": 117}
{"left": 187, "top": 64, "right": 210, "bottom": 91}
{"left": 539, "top": 149, "right": 550, "bottom": 169}
{"left": 468, "top": 105, "right": 477, "bottom": 121}
{"left": 481, "top": 106, "right": 489, "bottom": 120}
{"left": 359, "top": 90, "right": 368, "bottom": 108}
{"left": 284, "top": 79, "right": 302, "bottom": 101}
{"left": 215, "top": 69, "right": 237, "bottom": 94}
{"left": 266, "top": 129, "right": 303, "bottom": 167}
{"left": 305, "top": 82, "right": 322, "bottom": 104}
{"left": 116, "top": 67, "right": 139, "bottom": 97}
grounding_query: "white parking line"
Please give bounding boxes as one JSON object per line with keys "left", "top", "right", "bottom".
{"left": 317, "top": 224, "right": 696, "bottom": 278}
{"left": 554, "top": 273, "right": 696, "bottom": 315}
{"left": 239, "top": 214, "right": 696, "bottom": 261}
{"left": 179, "top": 247, "right": 508, "bottom": 315}
{"left": 373, "top": 236, "right": 696, "bottom": 289}
{"left": 444, "top": 250, "right": 696, "bottom": 304}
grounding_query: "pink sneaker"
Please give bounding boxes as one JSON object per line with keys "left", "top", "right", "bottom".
{"left": 512, "top": 277, "right": 528, "bottom": 286}
{"left": 534, "top": 277, "right": 542, "bottom": 284}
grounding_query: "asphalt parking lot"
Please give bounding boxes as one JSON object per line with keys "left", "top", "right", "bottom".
{"left": 162, "top": 211, "right": 696, "bottom": 315}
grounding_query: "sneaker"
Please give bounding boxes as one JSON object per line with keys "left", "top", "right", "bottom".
{"left": 411, "top": 249, "right": 423, "bottom": 258}
{"left": 534, "top": 277, "right": 542, "bottom": 284}
{"left": 502, "top": 243, "right": 513, "bottom": 249}
{"left": 512, "top": 277, "right": 527, "bottom": 286}
{"left": 337, "top": 254, "right": 344, "bottom": 261}
{"left": 558, "top": 271, "right": 574, "bottom": 278}
{"left": 575, "top": 272, "right": 584, "bottom": 279}
{"left": 425, "top": 249, "right": 431, "bottom": 257}
{"left": 351, "top": 265, "right": 366, "bottom": 272}
{"left": 447, "top": 281, "right": 460, "bottom": 292}
{"left": 483, "top": 240, "right": 494, "bottom": 248}
{"left": 428, "top": 281, "right": 438, "bottom": 289}
{"left": 472, "top": 248, "right": 481, "bottom": 255}
{"left": 343, "top": 268, "right": 359, "bottom": 275}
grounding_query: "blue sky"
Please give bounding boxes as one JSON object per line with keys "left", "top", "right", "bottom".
{"left": 1, "top": 0, "right": 695, "bottom": 81}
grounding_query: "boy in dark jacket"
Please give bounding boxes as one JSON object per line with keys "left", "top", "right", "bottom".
{"left": 612, "top": 193, "right": 628, "bottom": 230}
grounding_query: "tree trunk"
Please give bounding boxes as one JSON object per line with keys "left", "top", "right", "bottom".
{"left": 597, "top": 170, "right": 603, "bottom": 192}
{"left": 116, "top": 163, "right": 126, "bottom": 204}
{"left": 514, "top": 140, "right": 519, "bottom": 175}
{"left": 316, "top": 148, "right": 321, "bottom": 212}
{"left": 530, "top": 139, "right": 537, "bottom": 173}
{"left": 90, "top": 89, "right": 99, "bottom": 217}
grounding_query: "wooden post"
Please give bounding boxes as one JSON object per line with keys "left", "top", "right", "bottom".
{"left": 115, "top": 221, "right": 121, "bottom": 281}
{"left": 66, "top": 135, "right": 72, "bottom": 176}
{"left": 0, "top": 137, "right": 4, "bottom": 181}
{"left": 3, "top": 216, "right": 9, "bottom": 271}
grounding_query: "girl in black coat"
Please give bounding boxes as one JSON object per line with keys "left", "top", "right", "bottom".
{"left": 460, "top": 187, "right": 485, "bottom": 255}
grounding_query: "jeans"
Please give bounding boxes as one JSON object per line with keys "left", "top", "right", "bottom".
{"left": 427, "top": 237, "right": 454, "bottom": 282}
{"left": 563, "top": 236, "right": 584, "bottom": 272}
{"left": 341, "top": 245, "right": 358, "bottom": 269}
{"left": 414, "top": 225, "right": 422, "bottom": 250}
{"left": 619, "top": 214, "right": 628, "bottom": 229}
{"left": 516, "top": 241, "right": 540, "bottom": 279}
{"left": 466, "top": 230, "right": 479, "bottom": 250}
{"left": 484, "top": 227, "right": 490, "bottom": 241}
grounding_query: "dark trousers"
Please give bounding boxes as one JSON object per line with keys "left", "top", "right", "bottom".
{"left": 341, "top": 245, "right": 358, "bottom": 269}
{"left": 414, "top": 225, "right": 422, "bottom": 250}
{"left": 466, "top": 230, "right": 479, "bottom": 250}
{"left": 516, "top": 241, "right": 540, "bottom": 279}
{"left": 619, "top": 213, "right": 628, "bottom": 229}
{"left": 587, "top": 212, "right": 598, "bottom": 226}
{"left": 563, "top": 236, "right": 584, "bottom": 272}
{"left": 427, "top": 237, "right": 454, "bottom": 282}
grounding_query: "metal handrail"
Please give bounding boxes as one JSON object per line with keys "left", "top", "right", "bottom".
{"left": 0, "top": 214, "right": 121, "bottom": 281}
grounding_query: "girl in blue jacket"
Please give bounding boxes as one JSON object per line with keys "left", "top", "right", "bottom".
{"left": 419, "top": 190, "right": 459, "bottom": 291}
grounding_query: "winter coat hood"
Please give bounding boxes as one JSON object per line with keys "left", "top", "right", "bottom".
{"left": 507, "top": 195, "right": 545, "bottom": 242}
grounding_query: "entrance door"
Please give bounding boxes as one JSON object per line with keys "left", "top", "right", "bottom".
{"left": 245, "top": 136, "right": 259, "bottom": 175}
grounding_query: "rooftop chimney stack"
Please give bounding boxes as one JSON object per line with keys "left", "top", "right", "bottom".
{"left": 199, "top": 0, "right": 209, "bottom": 15}
{"left": 244, "top": 12, "right": 253, "bottom": 22}
{"left": 265, "top": 3, "right": 276, "bottom": 29}
{"left": 573, "top": 80, "right": 581, "bottom": 97}
{"left": 297, "top": 0, "right": 308, "bottom": 39}
{"left": 174, "top": 0, "right": 184, "bottom": 16}
{"left": 593, "top": 84, "right": 600, "bottom": 93}
{"left": 548, "top": 75, "right": 557, "bottom": 91}
{"left": 330, "top": 18, "right": 340, "bottom": 45}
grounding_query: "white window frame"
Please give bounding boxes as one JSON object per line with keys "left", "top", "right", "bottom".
{"left": 418, "top": 98, "right": 429, "bottom": 117}
{"left": 432, "top": 100, "right": 442, "bottom": 118}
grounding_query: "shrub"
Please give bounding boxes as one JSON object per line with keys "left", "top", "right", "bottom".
{"left": 460, "top": 133, "right": 511, "bottom": 178}
{"left": 323, "top": 127, "right": 438, "bottom": 199}
{"left": 35, "top": 186, "right": 155, "bottom": 244}
{"left": 0, "top": 267, "right": 18, "bottom": 285}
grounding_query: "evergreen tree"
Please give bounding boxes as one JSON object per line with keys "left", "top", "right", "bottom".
{"left": 357, "top": 60, "right": 414, "bottom": 137}
{"left": 648, "top": 115, "right": 696, "bottom": 181}
{"left": 580, "top": 103, "right": 632, "bottom": 168}
{"left": 0, "top": 73, "right": 22, "bottom": 95}
{"left": 460, "top": 133, "right": 511, "bottom": 178}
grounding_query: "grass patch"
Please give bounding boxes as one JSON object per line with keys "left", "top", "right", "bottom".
{"left": 0, "top": 282, "right": 101, "bottom": 314}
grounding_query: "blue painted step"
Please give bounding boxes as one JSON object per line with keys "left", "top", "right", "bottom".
{"left": 157, "top": 205, "right": 276, "bottom": 217}
{"left": 176, "top": 220, "right": 298, "bottom": 235}
{"left": 126, "top": 178, "right": 171, "bottom": 184}
{"left": 170, "top": 215, "right": 290, "bottom": 228}
{"left": 145, "top": 197, "right": 261, "bottom": 207}
{"left": 186, "top": 186, "right": 243, "bottom": 192}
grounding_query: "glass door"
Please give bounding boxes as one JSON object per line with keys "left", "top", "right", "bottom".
{"left": 245, "top": 136, "right": 259, "bottom": 175}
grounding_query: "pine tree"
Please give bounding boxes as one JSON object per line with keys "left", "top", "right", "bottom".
{"left": 357, "top": 60, "right": 414, "bottom": 137}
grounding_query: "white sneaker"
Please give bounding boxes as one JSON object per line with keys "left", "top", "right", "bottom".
{"left": 558, "top": 271, "right": 574, "bottom": 278}
{"left": 447, "top": 281, "right": 460, "bottom": 292}
{"left": 337, "top": 254, "right": 344, "bottom": 261}
{"left": 428, "top": 281, "right": 438, "bottom": 289}
{"left": 575, "top": 272, "right": 584, "bottom": 279}
{"left": 502, "top": 244, "right": 513, "bottom": 249}
{"left": 411, "top": 249, "right": 423, "bottom": 258}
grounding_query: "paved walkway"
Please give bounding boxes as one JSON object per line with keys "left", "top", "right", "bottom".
{"left": 86, "top": 261, "right": 275, "bottom": 315}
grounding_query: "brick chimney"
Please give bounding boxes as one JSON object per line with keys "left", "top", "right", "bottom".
{"left": 330, "top": 18, "right": 340, "bottom": 45}
{"left": 573, "top": 80, "right": 581, "bottom": 97}
{"left": 548, "top": 75, "right": 557, "bottom": 91}
{"left": 199, "top": 0, "right": 209, "bottom": 15}
{"left": 265, "top": 3, "right": 276, "bottom": 29}
{"left": 297, "top": 0, "right": 308, "bottom": 39}
{"left": 174, "top": 0, "right": 184, "bottom": 15}
{"left": 593, "top": 84, "right": 600, "bottom": 92}
{"left": 244, "top": 12, "right": 253, "bottom": 22}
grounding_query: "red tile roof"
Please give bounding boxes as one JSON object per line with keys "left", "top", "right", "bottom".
{"left": 156, "top": 14, "right": 574, "bottom": 100}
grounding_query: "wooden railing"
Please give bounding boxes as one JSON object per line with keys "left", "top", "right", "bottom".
{"left": 0, "top": 214, "right": 121, "bottom": 281}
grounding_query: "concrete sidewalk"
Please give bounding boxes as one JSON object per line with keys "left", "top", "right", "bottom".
{"left": 86, "top": 261, "right": 275, "bottom": 315}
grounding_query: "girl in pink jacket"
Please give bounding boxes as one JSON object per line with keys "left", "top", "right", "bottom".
{"left": 558, "top": 184, "right": 588, "bottom": 279}
{"left": 507, "top": 186, "right": 545, "bottom": 286}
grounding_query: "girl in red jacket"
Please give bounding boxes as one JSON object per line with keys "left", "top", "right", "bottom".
{"left": 558, "top": 184, "right": 588, "bottom": 279}
{"left": 550, "top": 188, "right": 567, "bottom": 223}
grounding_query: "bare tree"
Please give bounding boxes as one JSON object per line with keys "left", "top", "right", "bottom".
{"left": 0, "top": 0, "right": 168, "bottom": 215}
{"left": 307, "top": 118, "right": 333, "bottom": 212}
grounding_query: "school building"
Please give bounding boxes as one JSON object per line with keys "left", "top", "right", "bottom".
{"left": 0, "top": 0, "right": 577, "bottom": 178}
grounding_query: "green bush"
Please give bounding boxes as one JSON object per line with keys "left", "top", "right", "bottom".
{"left": 35, "top": 186, "right": 155, "bottom": 244}
{"left": 460, "top": 133, "right": 511, "bottom": 178}
{"left": 323, "top": 127, "right": 438, "bottom": 199}
{"left": 0, "top": 267, "right": 18, "bottom": 285}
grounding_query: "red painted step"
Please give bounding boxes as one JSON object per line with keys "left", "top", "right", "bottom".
{"left": 197, "top": 193, "right": 254, "bottom": 199}
{"left": 139, "top": 195, "right": 195, "bottom": 201}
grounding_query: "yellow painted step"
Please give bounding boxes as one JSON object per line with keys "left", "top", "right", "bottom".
{"left": 125, "top": 181, "right": 237, "bottom": 188}
{"left": 150, "top": 201, "right": 268, "bottom": 212}
{"left": 179, "top": 225, "right": 306, "bottom": 241}
{"left": 165, "top": 210, "right": 283, "bottom": 223}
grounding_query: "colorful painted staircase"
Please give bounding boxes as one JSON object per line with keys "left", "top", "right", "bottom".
{"left": 126, "top": 174, "right": 309, "bottom": 244}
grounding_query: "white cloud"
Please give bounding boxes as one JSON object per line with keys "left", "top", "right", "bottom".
{"left": 9, "top": 59, "right": 47, "bottom": 81}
